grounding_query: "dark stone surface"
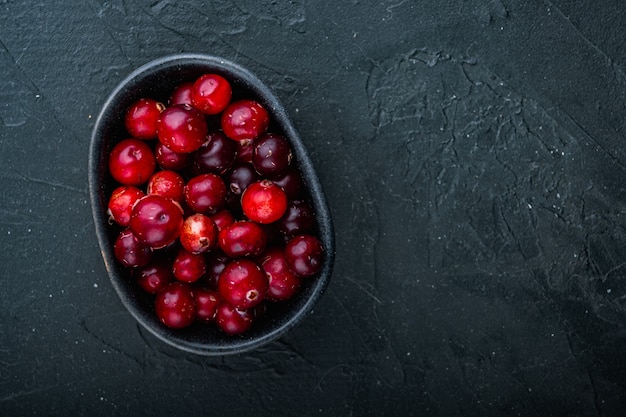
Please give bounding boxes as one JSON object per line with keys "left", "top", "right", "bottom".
{"left": 1, "top": 0, "right": 625, "bottom": 415}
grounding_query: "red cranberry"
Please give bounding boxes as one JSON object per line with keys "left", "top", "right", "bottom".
{"left": 221, "top": 99, "right": 269, "bottom": 141}
{"left": 108, "top": 138, "right": 156, "bottom": 186}
{"left": 107, "top": 185, "right": 144, "bottom": 226}
{"left": 218, "top": 220, "right": 267, "bottom": 258}
{"left": 284, "top": 234, "right": 324, "bottom": 277}
{"left": 278, "top": 200, "right": 316, "bottom": 237}
{"left": 252, "top": 133, "right": 292, "bottom": 178}
{"left": 125, "top": 98, "right": 164, "bottom": 140}
{"left": 218, "top": 259, "right": 268, "bottom": 309}
{"left": 113, "top": 228, "right": 153, "bottom": 267}
{"left": 179, "top": 213, "right": 218, "bottom": 254}
{"left": 226, "top": 163, "right": 259, "bottom": 196}
{"left": 203, "top": 250, "right": 230, "bottom": 288}
{"left": 192, "top": 131, "right": 237, "bottom": 175}
{"left": 147, "top": 170, "right": 185, "bottom": 203}
{"left": 155, "top": 282, "right": 196, "bottom": 329}
{"left": 157, "top": 104, "right": 208, "bottom": 153}
{"left": 172, "top": 248, "right": 206, "bottom": 283}
{"left": 272, "top": 167, "right": 305, "bottom": 200}
{"left": 194, "top": 288, "right": 221, "bottom": 322}
{"left": 259, "top": 247, "right": 301, "bottom": 301}
{"left": 169, "top": 82, "right": 194, "bottom": 106}
{"left": 241, "top": 180, "right": 288, "bottom": 224}
{"left": 130, "top": 195, "right": 184, "bottom": 248}
{"left": 184, "top": 173, "right": 227, "bottom": 214}
{"left": 133, "top": 259, "right": 174, "bottom": 294}
{"left": 215, "top": 301, "right": 254, "bottom": 335}
{"left": 191, "top": 74, "right": 232, "bottom": 115}
{"left": 211, "top": 209, "right": 235, "bottom": 232}
{"left": 155, "top": 141, "right": 191, "bottom": 171}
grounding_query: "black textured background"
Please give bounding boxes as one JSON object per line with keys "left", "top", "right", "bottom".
{"left": 2, "top": 1, "right": 626, "bottom": 416}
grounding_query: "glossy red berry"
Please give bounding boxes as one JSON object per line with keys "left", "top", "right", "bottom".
{"left": 155, "top": 141, "right": 191, "bottom": 171}
{"left": 191, "top": 74, "right": 232, "bottom": 115}
{"left": 155, "top": 282, "right": 196, "bottom": 329}
{"left": 157, "top": 104, "right": 208, "bottom": 153}
{"left": 221, "top": 99, "right": 269, "bottom": 141}
{"left": 192, "top": 131, "right": 237, "bottom": 175}
{"left": 203, "top": 250, "right": 230, "bottom": 288}
{"left": 113, "top": 228, "right": 153, "bottom": 268}
{"left": 218, "top": 259, "right": 268, "bottom": 309}
{"left": 179, "top": 213, "right": 218, "bottom": 254}
{"left": 284, "top": 234, "right": 324, "bottom": 277}
{"left": 129, "top": 195, "right": 184, "bottom": 248}
{"left": 147, "top": 170, "right": 185, "bottom": 203}
{"left": 172, "top": 248, "right": 206, "bottom": 283}
{"left": 252, "top": 133, "right": 292, "bottom": 178}
{"left": 259, "top": 247, "right": 301, "bottom": 301}
{"left": 194, "top": 288, "right": 221, "bottom": 322}
{"left": 133, "top": 259, "right": 174, "bottom": 294}
{"left": 108, "top": 138, "right": 156, "bottom": 186}
{"left": 125, "top": 98, "right": 164, "bottom": 140}
{"left": 272, "top": 167, "right": 305, "bottom": 200}
{"left": 241, "top": 180, "right": 288, "bottom": 224}
{"left": 218, "top": 220, "right": 267, "bottom": 258}
{"left": 215, "top": 301, "right": 254, "bottom": 334}
{"left": 169, "top": 82, "right": 194, "bottom": 106}
{"left": 184, "top": 173, "right": 227, "bottom": 215}
{"left": 107, "top": 185, "right": 145, "bottom": 226}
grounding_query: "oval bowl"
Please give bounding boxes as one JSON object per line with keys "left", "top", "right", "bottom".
{"left": 89, "top": 54, "right": 335, "bottom": 355}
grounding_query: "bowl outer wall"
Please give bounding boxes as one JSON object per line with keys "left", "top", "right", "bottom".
{"left": 88, "top": 54, "right": 335, "bottom": 355}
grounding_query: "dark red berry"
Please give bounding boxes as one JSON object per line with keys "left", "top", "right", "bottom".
{"left": 169, "top": 82, "right": 194, "bottom": 106}
{"left": 107, "top": 186, "right": 145, "bottom": 226}
{"left": 192, "top": 131, "right": 237, "bottom": 175}
{"left": 272, "top": 167, "right": 305, "bottom": 200}
{"left": 172, "top": 248, "right": 206, "bottom": 283}
{"left": 114, "top": 228, "right": 153, "bottom": 268}
{"left": 259, "top": 247, "right": 301, "bottom": 301}
{"left": 194, "top": 288, "right": 221, "bottom": 322}
{"left": 155, "top": 141, "right": 191, "bottom": 171}
{"left": 184, "top": 173, "right": 227, "bottom": 214}
{"left": 147, "top": 170, "right": 185, "bottom": 203}
{"left": 133, "top": 259, "right": 174, "bottom": 294}
{"left": 191, "top": 74, "right": 232, "bottom": 115}
{"left": 235, "top": 139, "right": 255, "bottom": 164}
{"left": 252, "top": 133, "right": 292, "bottom": 178}
{"left": 241, "top": 180, "right": 288, "bottom": 224}
{"left": 221, "top": 99, "right": 269, "bottom": 141}
{"left": 218, "top": 220, "right": 267, "bottom": 258}
{"left": 226, "top": 163, "right": 259, "bottom": 196}
{"left": 203, "top": 250, "right": 230, "bottom": 288}
{"left": 125, "top": 98, "right": 164, "bottom": 140}
{"left": 211, "top": 209, "right": 235, "bottom": 232}
{"left": 215, "top": 301, "right": 254, "bottom": 334}
{"left": 278, "top": 200, "right": 316, "bottom": 237}
{"left": 130, "top": 195, "right": 184, "bottom": 248}
{"left": 155, "top": 282, "right": 196, "bottom": 329}
{"left": 218, "top": 259, "right": 268, "bottom": 309}
{"left": 157, "top": 104, "right": 208, "bottom": 153}
{"left": 179, "top": 213, "right": 218, "bottom": 254}
{"left": 108, "top": 138, "right": 156, "bottom": 186}
{"left": 284, "top": 234, "right": 324, "bottom": 277}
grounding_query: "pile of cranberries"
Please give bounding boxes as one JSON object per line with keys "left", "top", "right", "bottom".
{"left": 105, "top": 73, "right": 324, "bottom": 335}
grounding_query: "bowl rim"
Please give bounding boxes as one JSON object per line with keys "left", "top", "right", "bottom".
{"left": 88, "top": 53, "right": 335, "bottom": 355}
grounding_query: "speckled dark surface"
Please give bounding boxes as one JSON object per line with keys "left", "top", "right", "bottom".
{"left": 1, "top": 1, "right": 626, "bottom": 416}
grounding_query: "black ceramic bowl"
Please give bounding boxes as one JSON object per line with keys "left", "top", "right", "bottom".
{"left": 88, "top": 54, "right": 334, "bottom": 355}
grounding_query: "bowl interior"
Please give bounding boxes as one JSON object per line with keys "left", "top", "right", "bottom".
{"left": 89, "top": 54, "right": 334, "bottom": 355}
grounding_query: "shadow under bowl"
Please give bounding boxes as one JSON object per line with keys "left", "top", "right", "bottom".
{"left": 88, "top": 53, "right": 335, "bottom": 356}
